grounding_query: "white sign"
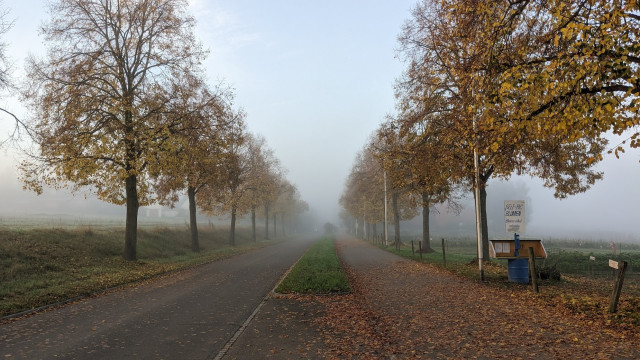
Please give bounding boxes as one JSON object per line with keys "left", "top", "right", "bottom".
{"left": 609, "top": 259, "right": 619, "bottom": 269}
{"left": 504, "top": 200, "right": 525, "bottom": 233}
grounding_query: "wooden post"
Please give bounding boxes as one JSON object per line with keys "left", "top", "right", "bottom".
{"left": 418, "top": 241, "right": 423, "bottom": 261}
{"left": 528, "top": 247, "right": 539, "bottom": 293}
{"left": 411, "top": 240, "right": 415, "bottom": 256}
{"left": 609, "top": 260, "right": 628, "bottom": 313}
{"left": 442, "top": 238, "right": 446, "bottom": 267}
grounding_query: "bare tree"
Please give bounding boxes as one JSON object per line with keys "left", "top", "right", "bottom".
{"left": 0, "top": 1, "right": 23, "bottom": 141}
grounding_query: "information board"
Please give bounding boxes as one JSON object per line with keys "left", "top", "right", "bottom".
{"left": 504, "top": 200, "right": 525, "bottom": 233}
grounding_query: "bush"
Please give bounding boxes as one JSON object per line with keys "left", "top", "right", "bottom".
{"left": 536, "top": 263, "right": 561, "bottom": 281}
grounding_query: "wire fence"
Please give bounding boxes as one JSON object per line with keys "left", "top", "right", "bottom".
{"left": 362, "top": 232, "right": 640, "bottom": 280}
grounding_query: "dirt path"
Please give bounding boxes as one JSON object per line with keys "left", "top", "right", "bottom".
{"left": 315, "top": 237, "right": 640, "bottom": 359}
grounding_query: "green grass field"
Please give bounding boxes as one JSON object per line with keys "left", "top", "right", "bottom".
{"left": 0, "top": 225, "right": 274, "bottom": 317}
{"left": 378, "top": 236, "right": 640, "bottom": 278}
{"left": 275, "top": 236, "right": 350, "bottom": 294}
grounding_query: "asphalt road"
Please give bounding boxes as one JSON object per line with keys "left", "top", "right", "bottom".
{"left": 0, "top": 236, "right": 317, "bottom": 360}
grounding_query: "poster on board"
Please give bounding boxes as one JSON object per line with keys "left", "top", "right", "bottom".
{"left": 504, "top": 200, "right": 525, "bottom": 233}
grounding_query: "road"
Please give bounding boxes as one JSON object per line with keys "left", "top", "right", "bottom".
{"left": 0, "top": 237, "right": 317, "bottom": 360}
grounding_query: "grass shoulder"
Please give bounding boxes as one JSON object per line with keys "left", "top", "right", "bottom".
{"left": 275, "top": 236, "right": 350, "bottom": 294}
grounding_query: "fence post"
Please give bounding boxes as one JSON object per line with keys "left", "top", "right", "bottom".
{"left": 609, "top": 261, "right": 628, "bottom": 313}
{"left": 528, "top": 247, "right": 539, "bottom": 293}
{"left": 411, "top": 240, "right": 415, "bottom": 256}
{"left": 442, "top": 238, "right": 446, "bottom": 267}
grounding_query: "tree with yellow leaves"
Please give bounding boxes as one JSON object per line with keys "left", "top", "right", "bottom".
{"left": 152, "top": 78, "right": 239, "bottom": 252}
{"left": 398, "top": 0, "right": 607, "bottom": 264}
{"left": 21, "top": 0, "right": 206, "bottom": 260}
{"left": 196, "top": 110, "right": 247, "bottom": 247}
{"left": 341, "top": 137, "right": 418, "bottom": 247}
{"left": 490, "top": 0, "right": 639, "bottom": 156}
{"left": 242, "top": 134, "right": 283, "bottom": 242}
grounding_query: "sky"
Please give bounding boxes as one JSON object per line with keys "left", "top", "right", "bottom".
{"left": 1, "top": 0, "right": 640, "bottom": 241}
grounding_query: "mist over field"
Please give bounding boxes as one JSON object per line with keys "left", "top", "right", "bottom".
{"left": 2, "top": 146, "right": 639, "bottom": 243}
{"left": 0, "top": 0, "right": 638, "bottom": 244}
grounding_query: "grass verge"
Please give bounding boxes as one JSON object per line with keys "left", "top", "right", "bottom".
{"left": 1, "top": 226, "right": 275, "bottom": 318}
{"left": 275, "top": 236, "right": 350, "bottom": 294}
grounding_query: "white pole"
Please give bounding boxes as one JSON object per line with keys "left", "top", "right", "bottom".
{"left": 384, "top": 171, "right": 388, "bottom": 246}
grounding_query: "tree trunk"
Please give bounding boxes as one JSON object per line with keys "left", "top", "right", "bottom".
{"left": 123, "top": 174, "right": 139, "bottom": 261}
{"left": 251, "top": 205, "right": 256, "bottom": 242}
{"left": 480, "top": 185, "right": 490, "bottom": 261}
{"left": 281, "top": 213, "right": 285, "bottom": 237}
{"left": 273, "top": 213, "right": 277, "bottom": 238}
{"left": 392, "top": 192, "right": 400, "bottom": 249}
{"left": 264, "top": 203, "right": 270, "bottom": 240}
{"left": 422, "top": 192, "right": 434, "bottom": 253}
{"left": 187, "top": 186, "right": 199, "bottom": 252}
{"left": 230, "top": 205, "right": 237, "bottom": 247}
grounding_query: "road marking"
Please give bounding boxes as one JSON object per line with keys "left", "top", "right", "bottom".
{"left": 211, "top": 293, "right": 270, "bottom": 360}
{"left": 211, "top": 251, "right": 305, "bottom": 360}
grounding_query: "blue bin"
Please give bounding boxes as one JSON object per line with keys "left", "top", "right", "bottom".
{"left": 508, "top": 258, "right": 529, "bottom": 284}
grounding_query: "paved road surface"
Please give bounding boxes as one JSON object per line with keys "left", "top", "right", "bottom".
{"left": 0, "top": 237, "right": 317, "bottom": 360}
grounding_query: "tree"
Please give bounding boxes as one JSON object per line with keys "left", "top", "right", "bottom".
{"left": 152, "top": 78, "right": 236, "bottom": 252}
{"left": 489, "top": 0, "right": 640, "bottom": 156}
{"left": 378, "top": 115, "right": 462, "bottom": 253}
{"left": 242, "top": 134, "right": 281, "bottom": 242}
{"left": 261, "top": 167, "right": 285, "bottom": 240}
{"left": 397, "top": 0, "right": 607, "bottom": 264}
{"left": 340, "top": 148, "right": 384, "bottom": 239}
{"left": 324, "top": 222, "right": 338, "bottom": 235}
{"left": 340, "top": 140, "right": 418, "bottom": 246}
{"left": 375, "top": 124, "right": 425, "bottom": 249}
{"left": 21, "top": 0, "right": 206, "bottom": 260}
{"left": 272, "top": 180, "right": 307, "bottom": 237}
{"left": 0, "top": 2, "right": 25, "bottom": 141}
{"left": 197, "top": 109, "right": 247, "bottom": 247}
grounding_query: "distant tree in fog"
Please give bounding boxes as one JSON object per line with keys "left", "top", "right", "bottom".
{"left": 324, "top": 222, "right": 338, "bottom": 235}
{"left": 341, "top": 139, "right": 418, "bottom": 246}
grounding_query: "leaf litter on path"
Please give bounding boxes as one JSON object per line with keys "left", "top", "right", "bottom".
{"left": 306, "top": 238, "right": 640, "bottom": 359}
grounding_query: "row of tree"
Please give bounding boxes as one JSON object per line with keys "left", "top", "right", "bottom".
{"left": 341, "top": 0, "right": 639, "bottom": 265}
{"left": 0, "top": 0, "right": 307, "bottom": 260}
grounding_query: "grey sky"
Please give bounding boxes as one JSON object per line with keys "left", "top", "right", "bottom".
{"left": 1, "top": 0, "right": 639, "bottom": 240}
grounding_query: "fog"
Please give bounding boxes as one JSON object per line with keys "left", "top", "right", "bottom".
{"left": 1, "top": 0, "right": 639, "bottom": 242}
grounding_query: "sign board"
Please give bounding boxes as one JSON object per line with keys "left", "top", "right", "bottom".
{"left": 489, "top": 239, "right": 547, "bottom": 259}
{"left": 590, "top": 256, "right": 596, "bottom": 261}
{"left": 609, "top": 259, "right": 619, "bottom": 269}
{"left": 504, "top": 200, "right": 525, "bottom": 233}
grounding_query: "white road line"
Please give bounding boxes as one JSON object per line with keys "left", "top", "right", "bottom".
{"left": 211, "top": 251, "right": 306, "bottom": 360}
{"left": 211, "top": 293, "right": 270, "bottom": 360}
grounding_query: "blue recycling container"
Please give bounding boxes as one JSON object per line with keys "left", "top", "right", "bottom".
{"left": 507, "top": 258, "right": 529, "bottom": 284}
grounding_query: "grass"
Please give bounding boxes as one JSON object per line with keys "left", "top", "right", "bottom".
{"left": 0, "top": 225, "right": 275, "bottom": 318}
{"left": 275, "top": 236, "right": 350, "bottom": 294}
